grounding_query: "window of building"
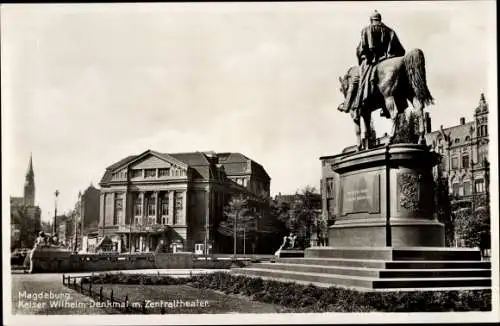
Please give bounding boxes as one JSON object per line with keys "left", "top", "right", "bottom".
{"left": 134, "top": 194, "right": 142, "bottom": 216}
{"left": 475, "top": 179, "right": 485, "bottom": 193}
{"left": 465, "top": 136, "right": 471, "bottom": 142}
{"left": 147, "top": 194, "right": 156, "bottom": 216}
{"left": 463, "top": 181, "right": 472, "bottom": 196}
{"left": 174, "top": 192, "right": 183, "bottom": 225}
{"left": 326, "top": 178, "right": 334, "bottom": 198}
{"left": 458, "top": 186, "right": 464, "bottom": 197}
{"left": 105, "top": 193, "right": 114, "bottom": 222}
{"left": 144, "top": 169, "right": 156, "bottom": 178}
{"left": 243, "top": 178, "right": 248, "bottom": 187}
{"left": 478, "top": 148, "right": 488, "bottom": 164}
{"left": 131, "top": 170, "right": 142, "bottom": 178}
{"left": 452, "top": 183, "right": 460, "bottom": 197}
{"left": 113, "top": 171, "right": 126, "bottom": 180}
{"left": 158, "top": 168, "right": 170, "bottom": 177}
{"left": 454, "top": 138, "right": 460, "bottom": 144}
{"left": 451, "top": 157, "right": 459, "bottom": 170}
{"left": 478, "top": 125, "right": 488, "bottom": 137}
{"left": 160, "top": 193, "right": 169, "bottom": 219}
{"left": 113, "top": 193, "right": 123, "bottom": 225}
{"left": 327, "top": 198, "right": 335, "bottom": 215}
{"left": 462, "top": 155, "right": 469, "bottom": 169}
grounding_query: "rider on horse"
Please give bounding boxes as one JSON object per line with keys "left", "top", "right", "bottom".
{"left": 339, "top": 10, "right": 406, "bottom": 119}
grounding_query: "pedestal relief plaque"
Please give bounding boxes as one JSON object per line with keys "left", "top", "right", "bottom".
{"left": 341, "top": 173, "right": 380, "bottom": 215}
{"left": 397, "top": 172, "right": 434, "bottom": 213}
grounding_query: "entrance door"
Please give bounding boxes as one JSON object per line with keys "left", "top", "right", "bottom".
{"left": 194, "top": 243, "right": 204, "bottom": 255}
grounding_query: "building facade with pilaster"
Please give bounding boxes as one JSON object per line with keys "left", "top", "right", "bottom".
{"left": 98, "top": 150, "right": 270, "bottom": 254}
{"left": 425, "top": 93, "right": 490, "bottom": 202}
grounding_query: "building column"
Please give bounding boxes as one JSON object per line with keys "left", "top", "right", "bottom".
{"left": 141, "top": 192, "right": 146, "bottom": 225}
{"left": 99, "top": 193, "right": 105, "bottom": 235}
{"left": 111, "top": 192, "right": 116, "bottom": 224}
{"left": 182, "top": 190, "right": 187, "bottom": 225}
{"left": 123, "top": 191, "right": 128, "bottom": 225}
{"left": 155, "top": 191, "right": 160, "bottom": 224}
{"left": 169, "top": 191, "right": 175, "bottom": 225}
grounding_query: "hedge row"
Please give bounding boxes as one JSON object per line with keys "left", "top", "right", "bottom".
{"left": 83, "top": 273, "right": 190, "bottom": 285}
{"left": 188, "top": 272, "right": 491, "bottom": 312}
{"left": 81, "top": 272, "right": 491, "bottom": 312}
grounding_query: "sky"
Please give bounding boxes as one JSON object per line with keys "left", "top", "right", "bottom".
{"left": 1, "top": 1, "right": 497, "bottom": 222}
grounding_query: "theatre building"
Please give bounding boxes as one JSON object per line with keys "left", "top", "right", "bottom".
{"left": 98, "top": 150, "right": 270, "bottom": 253}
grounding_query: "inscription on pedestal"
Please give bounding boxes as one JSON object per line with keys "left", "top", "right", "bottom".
{"left": 341, "top": 173, "right": 380, "bottom": 215}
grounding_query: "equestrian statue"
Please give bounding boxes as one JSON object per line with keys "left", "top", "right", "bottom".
{"left": 337, "top": 10, "right": 434, "bottom": 150}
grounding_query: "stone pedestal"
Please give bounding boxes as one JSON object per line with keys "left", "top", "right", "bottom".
{"left": 328, "top": 144, "right": 444, "bottom": 247}
{"left": 279, "top": 249, "right": 305, "bottom": 258}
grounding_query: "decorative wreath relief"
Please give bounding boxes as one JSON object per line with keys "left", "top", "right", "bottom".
{"left": 399, "top": 173, "right": 421, "bottom": 212}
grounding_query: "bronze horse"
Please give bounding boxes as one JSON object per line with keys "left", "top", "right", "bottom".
{"left": 338, "top": 48, "right": 434, "bottom": 150}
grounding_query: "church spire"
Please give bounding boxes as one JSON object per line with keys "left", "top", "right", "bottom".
{"left": 27, "top": 153, "right": 34, "bottom": 177}
{"left": 24, "top": 153, "right": 35, "bottom": 206}
{"left": 475, "top": 93, "right": 488, "bottom": 116}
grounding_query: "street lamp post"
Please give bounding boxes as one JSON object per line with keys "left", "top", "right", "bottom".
{"left": 73, "top": 191, "right": 81, "bottom": 252}
{"left": 53, "top": 190, "right": 59, "bottom": 236}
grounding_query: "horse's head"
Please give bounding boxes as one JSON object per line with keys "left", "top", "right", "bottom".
{"left": 338, "top": 66, "right": 358, "bottom": 97}
{"left": 337, "top": 66, "right": 357, "bottom": 112}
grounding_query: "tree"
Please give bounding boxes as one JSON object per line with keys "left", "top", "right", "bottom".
{"left": 11, "top": 206, "right": 38, "bottom": 249}
{"left": 393, "top": 110, "right": 419, "bottom": 144}
{"left": 453, "top": 196, "right": 490, "bottom": 254}
{"left": 274, "top": 186, "right": 320, "bottom": 248}
{"left": 434, "top": 176, "right": 454, "bottom": 246}
{"left": 218, "top": 194, "right": 259, "bottom": 256}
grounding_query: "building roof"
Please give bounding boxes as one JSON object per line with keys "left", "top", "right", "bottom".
{"left": 169, "top": 152, "right": 212, "bottom": 179}
{"left": 217, "top": 152, "right": 270, "bottom": 180}
{"left": 100, "top": 150, "right": 269, "bottom": 185}
{"left": 426, "top": 120, "right": 475, "bottom": 148}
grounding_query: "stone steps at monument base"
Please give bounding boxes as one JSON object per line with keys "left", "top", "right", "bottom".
{"left": 305, "top": 247, "right": 481, "bottom": 261}
{"left": 233, "top": 267, "right": 375, "bottom": 289}
{"left": 229, "top": 272, "right": 491, "bottom": 292}
{"left": 279, "top": 258, "right": 490, "bottom": 270}
{"left": 385, "top": 261, "right": 491, "bottom": 270}
{"left": 232, "top": 267, "right": 491, "bottom": 290}
{"left": 257, "top": 262, "right": 491, "bottom": 278}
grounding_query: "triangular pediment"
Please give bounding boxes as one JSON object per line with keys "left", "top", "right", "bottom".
{"left": 112, "top": 150, "right": 188, "bottom": 173}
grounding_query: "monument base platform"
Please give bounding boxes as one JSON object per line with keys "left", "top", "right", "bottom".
{"left": 277, "top": 249, "right": 305, "bottom": 258}
{"left": 233, "top": 246, "right": 491, "bottom": 291}
{"left": 329, "top": 218, "right": 445, "bottom": 247}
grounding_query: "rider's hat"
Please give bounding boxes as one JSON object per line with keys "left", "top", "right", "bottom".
{"left": 370, "top": 10, "right": 382, "bottom": 21}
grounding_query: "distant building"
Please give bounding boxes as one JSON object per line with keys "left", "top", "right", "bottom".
{"left": 55, "top": 215, "right": 72, "bottom": 247}
{"left": 77, "top": 184, "right": 101, "bottom": 252}
{"left": 98, "top": 150, "right": 270, "bottom": 254}
{"left": 10, "top": 154, "right": 41, "bottom": 249}
{"left": 425, "top": 93, "right": 490, "bottom": 202}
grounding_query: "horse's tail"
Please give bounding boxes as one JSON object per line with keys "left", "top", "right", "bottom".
{"left": 404, "top": 49, "right": 434, "bottom": 106}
